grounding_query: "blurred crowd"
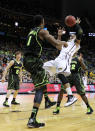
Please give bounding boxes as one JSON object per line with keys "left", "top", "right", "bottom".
{"left": 0, "top": 40, "right": 95, "bottom": 85}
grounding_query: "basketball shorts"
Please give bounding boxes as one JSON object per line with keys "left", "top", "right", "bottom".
{"left": 23, "top": 56, "right": 49, "bottom": 88}
{"left": 67, "top": 73, "right": 85, "bottom": 95}
{"left": 8, "top": 75, "right": 20, "bottom": 90}
{"left": 43, "top": 57, "right": 71, "bottom": 77}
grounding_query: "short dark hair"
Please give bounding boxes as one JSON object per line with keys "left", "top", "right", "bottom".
{"left": 15, "top": 51, "right": 22, "bottom": 56}
{"left": 33, "top": 15, "right": 44, "bottom": 26}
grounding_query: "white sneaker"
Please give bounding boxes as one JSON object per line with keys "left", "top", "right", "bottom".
{"left": 64, "top": 95, "right": 77, "bottom": 107}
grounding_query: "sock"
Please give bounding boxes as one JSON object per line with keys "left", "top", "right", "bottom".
{"left": 44, "top": 92, "right": 50, "bottom": 102}
{"left": 86, "top": 102, "right": 90, "bottom": 108}
{"left": 80, "top": 95, "right": 91, "bottom": 108}
{"left": 12, "top": 98, "right": 16, "bottom": 102}
{"left": 66, "top": 87, "right": 72, "bottom": 96}
{"left": 57, "top": 102, "right": 61, "bottom": 107}
{"left": 31, "top": 106, "right": 38, "bottom": 119}
{"left": 5, "top": 97, "right": 8, "bottom": 102}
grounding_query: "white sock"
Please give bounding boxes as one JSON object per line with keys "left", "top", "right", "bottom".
{"left": 66, "top": 87, "right": 72, "bottom": 95}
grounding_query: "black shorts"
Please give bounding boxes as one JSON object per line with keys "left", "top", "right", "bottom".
{"left": 23, "top": 56, "right": 49, "bottom": 88}
{"left": 66, "top": 73, "right": 85, "bottom": 95}
{"left": 8, "top": 75, "right": 20, "bottom": 90}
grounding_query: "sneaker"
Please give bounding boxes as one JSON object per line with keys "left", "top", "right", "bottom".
{"left": 27, "top": 118, "right": 45, "bottom": 128}
{"left": 11, "top": 101, "right": 20, "bottom": 105}
{"left": 53, "top": 107, "right": 60, "bottom": 115}
{"left": 3, "top": 101, "right": 10, "bottom": 107}
{"left": 45, "top": 101, "right": 56, "bottom": 109}
{"left": 86, "top": 107, "right": 93, "bottom": 114}
{"left": 64, "top": 95, "right": 77, "bottom": 107}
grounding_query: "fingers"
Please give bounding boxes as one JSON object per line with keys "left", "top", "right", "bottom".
{"left": 57, "top": 26, "right": 65, "bottom": 31}
{"left": 76, "top": 17, "right": 81, "bottom": 24}
{"left": 58, "top": 27, "right": 66, "bottom": 36}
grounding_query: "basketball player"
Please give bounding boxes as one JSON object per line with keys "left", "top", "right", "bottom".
{"left": 23, "top": 15, "right": 68, "bottom": 128}
{"left": 2, "top": 51, "right": 22, "bottom": 107}
{"left": 53, "top": 53, "right": 93, "bottom": 114}
{"left": 43, "top": 18, "right": 83, "bottom": 108}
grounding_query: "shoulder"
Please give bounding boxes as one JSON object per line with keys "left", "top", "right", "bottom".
{"left": 39, "top": 29, "right": 49, "bottom": 36}
{"left": 9, "top": 60, "right": 14, "bottom": 65}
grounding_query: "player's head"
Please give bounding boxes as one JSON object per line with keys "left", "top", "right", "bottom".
{"left": 15, "top": 51, "right": 22, "bottom": 60}
{"left": 33, "top": 15, "right": 45, "bottom": 28}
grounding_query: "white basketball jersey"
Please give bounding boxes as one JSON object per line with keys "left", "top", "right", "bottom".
{"left": 57, "top": 39, "right": 80, "bottom": 61}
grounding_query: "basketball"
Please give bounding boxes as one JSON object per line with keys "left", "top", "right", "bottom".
{"left": 65, "top": 15, "right": 76, "bottom": 27}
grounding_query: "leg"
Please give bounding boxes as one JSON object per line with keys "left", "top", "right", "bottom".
{"left": 27, "top": 88, "right": 45, "bottom": 128}
{"left": 80, "top": 94, "right": 93, "bottom": 114}
{"left": 24, "top": 56, "right": 48, "bottom": 128}
{"left": 53, "top": 88, "right": 64, "bottom": 114}
{"left": 11, "top": 90, "right": 20, "bottom": 105}
{"left": 13, "top": 90, "right": 19, "bottom": 99}
{"left": 43, "top": 87, "right": 56, "bottom": 109}
{"left": 58, "top": 74, "right": 77, "bottom": 107}
{"left": 74, "top": 74, "right": 93, "bottom": 114}
{"left": 3, "top": 89, "right": 13, "bottom": 107}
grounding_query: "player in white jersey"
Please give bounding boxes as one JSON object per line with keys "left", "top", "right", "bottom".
{"left": 44, "top": 35, "right": 80, "bottom": 76}
{"left": 43, "top": 18, "right": 83, "bottom": 107}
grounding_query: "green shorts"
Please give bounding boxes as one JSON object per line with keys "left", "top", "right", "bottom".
{"left": 23, "top": 56, "right": 49, "bottom": 88}
{"left": 8, "top": 75, "right": 20, "bottom": 90}
{"left": 66, "top": 73, "right": 85, "bottom": 95}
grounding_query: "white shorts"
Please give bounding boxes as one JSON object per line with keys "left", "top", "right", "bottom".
{"left": 43, "top": 57, "right": 71, "bottom": 77}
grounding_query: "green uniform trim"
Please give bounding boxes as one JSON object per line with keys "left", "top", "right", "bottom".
{"left": 27, "top": 35, "right": 32, "bottom": 46}
{"left": 35, "top": 70, "right": 48, "bottom": 87}
{"left": 8, "top": 75, "right": 14, "bottom": 90}
{"left": 26, "top": 27, "right": 43, "bottom": 57}
{"left": 35, "top": 30, "right": 42, "bottom": 57}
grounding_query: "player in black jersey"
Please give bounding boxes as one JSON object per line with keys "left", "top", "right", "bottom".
{"left": 53, "top": 53, "right": 93, "bottom": 115}
{"left": 2, "top": 51, "right": 22, "bottom": 107}
{"left": 23, "top": 15, "right": 67, "bottom": 128}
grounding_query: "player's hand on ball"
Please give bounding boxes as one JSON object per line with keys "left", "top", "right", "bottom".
{"left": 76, "top": 17, "right": 81, "bottom": 24}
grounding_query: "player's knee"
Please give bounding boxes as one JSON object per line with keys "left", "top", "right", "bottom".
{"left": 34, "top": 89, "right": 43, "bottom": 104}
{"left": 58, "top": 74, "right": 69, "bottom": 85}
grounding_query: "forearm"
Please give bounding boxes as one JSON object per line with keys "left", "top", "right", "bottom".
{"left": 2, "top": 70, "right": 7, "bottom": 78}
{"left": 57, "top": 35, "right": 61, "bottom": 41}
{"left": 45, "top": 35, "right": 62, "bottom": 49}
{"left": 74, "top": 24, "right": 83, "bottom": 40}
{"left": 80, "top": 62, "right": 87, "bottom": 71}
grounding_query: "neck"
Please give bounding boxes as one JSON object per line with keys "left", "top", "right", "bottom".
{"left": 16, "top": 58, "right": 20, "bottom": 62}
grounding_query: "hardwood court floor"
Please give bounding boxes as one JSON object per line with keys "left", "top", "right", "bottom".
{"left": 0, "top": 93, "right": 95, "bottom": 131}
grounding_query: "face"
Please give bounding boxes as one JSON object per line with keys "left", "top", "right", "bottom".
{"left": 16, "top": 53, "right": 21, "bottom": 60}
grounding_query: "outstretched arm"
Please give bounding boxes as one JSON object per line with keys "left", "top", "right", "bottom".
{"left": 39, "top": 29, "right": 68, "bottom": 50}
{"left": 74, "top": 18, "right": 83, "bottom": 45}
